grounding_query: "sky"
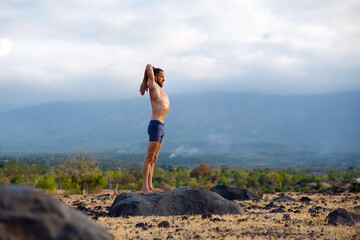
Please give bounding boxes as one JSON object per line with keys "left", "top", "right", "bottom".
{"left": 0, "top": 0, "right": 360, "bottom": 109}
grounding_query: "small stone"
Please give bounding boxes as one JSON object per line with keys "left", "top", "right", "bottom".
{"left": 158, "top": 221, "right": 170, "bottom": 228}
{"left": 202, "top": 214, "right": 212, "bottom": 219}
{"left": 266, "top": 202, "right": 276, "bottom": 208}
{"left": 283, "top": 214, "right": 291, "bottom": 221}
{"left": 300, "top": 196, "right": 312, "bottom": 202}
{"left": 270, "top": 208, "right": 286, "bottom": 213}
{"left": 211, "top": 218, "right": 221, "bottom": 222}
{"left": 135, "top": 222, "right": 148, "bottom": 230}
{"left": 308, "top": 208, "right": 317, "bottom": 214}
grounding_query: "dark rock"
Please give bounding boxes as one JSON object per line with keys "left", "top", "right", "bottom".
{"left": 326, "top": 208, "right": 360, "bottom": 225}
{"left": 202, "top": 214, "right": 212, "bottom": 219}
{"left": 283, "top": 214, "right": 291, "bottom": 221}
{"left": 73, "top": 202, "right": 88, "bottom": 211}
{"left": 265, "top": 202, "right": 276, "bottom": 208}
{"left": 99, "top": 211, "right": 108, "bottom": 217}
{"left": 94, "top": 206, "right": 103, "bottom": 210}
{"left": 247, "top": 205, "right": 264, "bottom": 210}
{"left": 270, "top": 208, "right": 286, "bottom": 213}
{"left": 96, "top": 193, "right": 111, "bottom": 200}
{"left": 272, "top": 195, "right": 295, "bottom": 203}
{"left": 209, "top": 185, "right": 261, "bottom": 201}
{"left": 0, "top": 185, "right": 113, "bottom": 240}
{"left": 211, "top": 217, "right": 222, "bottom": 222}
{"left": 135, "top": 222, "right": 148, "bottom": 230}
{"left": 237, "top": 218, "right": 248, "bottom": 223}
{"left": 308, "top": 208, "right": 317, "bottom": 214}
{"left": 300, "top": 196, "right": 312, "bottom": 202}
{"left": 158, "top": 221, "right": 170, "bottom": 228}
{"left": 109, "top": 187, "right": 243, "bottom": 217}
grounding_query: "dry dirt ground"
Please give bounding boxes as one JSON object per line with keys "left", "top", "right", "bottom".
{"left": 57, "top": 190, "right": 360, "bottom": 239}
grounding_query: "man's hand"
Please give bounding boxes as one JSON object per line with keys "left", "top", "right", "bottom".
{"left": 139, "top": 82, "right": 148, "bottom": 96}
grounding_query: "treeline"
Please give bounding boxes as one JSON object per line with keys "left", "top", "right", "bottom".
{"left": 0, "top": 154, "right": 359, "bottom": 194}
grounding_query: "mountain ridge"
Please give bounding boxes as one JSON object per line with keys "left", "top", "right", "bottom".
{"left": 0, "top": 91, "right": 359, "bottom": 153}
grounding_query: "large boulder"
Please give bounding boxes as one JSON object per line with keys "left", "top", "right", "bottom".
{"left": 109, "top": 186, "right": 243, "bottom": 217}
{"left": 326, "top": 208, "right": 360, "bottom": 225}
{"left": 209, "top": 185, "right": 261, "bottom": 201}
{"left": 0, "top": 185, "right": 113, "bottom": 240}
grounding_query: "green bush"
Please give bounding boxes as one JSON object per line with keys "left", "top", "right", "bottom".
{"left": 36, "top": 173, "right": 57, "bottom": 194}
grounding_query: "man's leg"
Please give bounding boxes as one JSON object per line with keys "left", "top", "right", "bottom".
{"left": 148, "top": 143, "right": 162, "bottom": 191}
{"left": 141, "top": 141, "right": 160, "bottom": 194}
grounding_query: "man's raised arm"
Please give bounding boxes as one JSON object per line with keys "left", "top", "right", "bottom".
{"left": 139, "top": 64, "right": 156, "bottom": 96}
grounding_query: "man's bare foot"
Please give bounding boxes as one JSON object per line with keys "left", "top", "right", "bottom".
{"left": 141, "top": 188, "right": 153, "bottom": 194}
{"left": 149, "top": 187, "right": 162, "bottom": 192}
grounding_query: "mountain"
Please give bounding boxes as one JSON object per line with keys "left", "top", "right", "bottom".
{"left": 0, "top": 91, "right": 359, "bottom": 153}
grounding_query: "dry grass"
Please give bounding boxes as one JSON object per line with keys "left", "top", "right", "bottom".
{"left": 57, "top": 191, "right": 360, "bottom": 239}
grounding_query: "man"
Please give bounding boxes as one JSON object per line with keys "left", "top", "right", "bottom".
{"left": 139, "top": 64, "right": 170, "bottom": 194}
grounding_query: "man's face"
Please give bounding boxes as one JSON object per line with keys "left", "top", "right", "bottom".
{"left": 155, "top": 71, "right": 165, "bottom": 88}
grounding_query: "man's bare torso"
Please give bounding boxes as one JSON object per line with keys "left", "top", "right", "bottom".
{"left": 150, "top": 84, "right": 170, "bottom": 123}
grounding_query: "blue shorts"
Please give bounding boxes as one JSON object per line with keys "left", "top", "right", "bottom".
{"left": 148, "top": 120, "right": 165, "bottom": 143}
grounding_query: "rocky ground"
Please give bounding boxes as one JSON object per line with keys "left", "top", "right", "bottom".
{"left": 57, "top": 190, "right": 360, "bottom": 239}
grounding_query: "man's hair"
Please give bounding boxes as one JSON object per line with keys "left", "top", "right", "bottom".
{"left": 153, "top": 67, "right": 163, "bottom": 76}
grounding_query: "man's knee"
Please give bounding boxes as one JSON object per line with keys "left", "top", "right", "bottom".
{"left": 145, "top": 154, "right": 157, "bottom": 163}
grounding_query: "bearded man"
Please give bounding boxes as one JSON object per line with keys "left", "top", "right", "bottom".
{"left": 139, "top": 64, "right": 170, "bottom": 194}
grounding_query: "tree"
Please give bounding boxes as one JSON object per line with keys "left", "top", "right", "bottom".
{"left": 57, "top": 154, "right": 107, "bottom": 194}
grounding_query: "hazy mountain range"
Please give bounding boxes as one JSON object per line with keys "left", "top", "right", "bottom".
{"left": 0, "top": 91, "right": 359, "bottom": 154}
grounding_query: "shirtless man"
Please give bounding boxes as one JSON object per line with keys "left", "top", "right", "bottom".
{"left": 139, "top": 64, "right": 170, "bottom": 194}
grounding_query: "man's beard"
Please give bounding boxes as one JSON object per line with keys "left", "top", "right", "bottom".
{"left": 156, "top": 81, "right": 163, "bottom": 88}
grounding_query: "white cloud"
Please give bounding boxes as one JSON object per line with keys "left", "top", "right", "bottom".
{"left": 0, "top": 0, "right": 359, "bottom": 106}
{"left": 0, "top": 39, "right": 13, "bottom": 56}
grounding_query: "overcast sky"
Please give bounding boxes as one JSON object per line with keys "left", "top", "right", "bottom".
{"left": 0, "top": 0, "right": 359, "bottom": 108}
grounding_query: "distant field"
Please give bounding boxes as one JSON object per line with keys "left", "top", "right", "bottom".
{"left": 58, "top": 190, "right": 360, "bottom": 239}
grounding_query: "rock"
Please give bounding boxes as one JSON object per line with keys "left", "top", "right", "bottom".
{"left": 96, "top": 194, "right": 111, "bottom": 200}
{"left": 158, "top": 221, "right": 170, "bottom": 228}
{"left": 247, "top": 205, "right": 264, "bottom": 210}
{"left": 300, "top": 196, "right": 312, "bottom": 202}
{"left": 109, "top": 186, "right": 243, "bottom": 217}
{"left": 270, "top": 208, "right": 286, "bottom": 213}
{"left": 135, "top": 222, "right": 148, "bottom": 230}
{"left": 209, "top": 185, "right": 261, "bottom": 201}
{"left": 272, "top": 194, "right": 295, "bottom": 203}
{"left": 0, "top": 185, "right": 113, "bottom": 240}
{"left": 326, "top": 208, "right": 360, "bottom": 225}
{"left": 211, "top": 218, "right": 222, "bottom": 222}
{"left": 265, "top": 202, "right": 276, "bottom": 208}
{"left": 202, "top": 214, "right": 212, "bottom": 219}
{"left": 308, "top": 208, "right": 317, "bottom": 214}
{"left": 283, "top": 214, "right": 291, "bottom": 221}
